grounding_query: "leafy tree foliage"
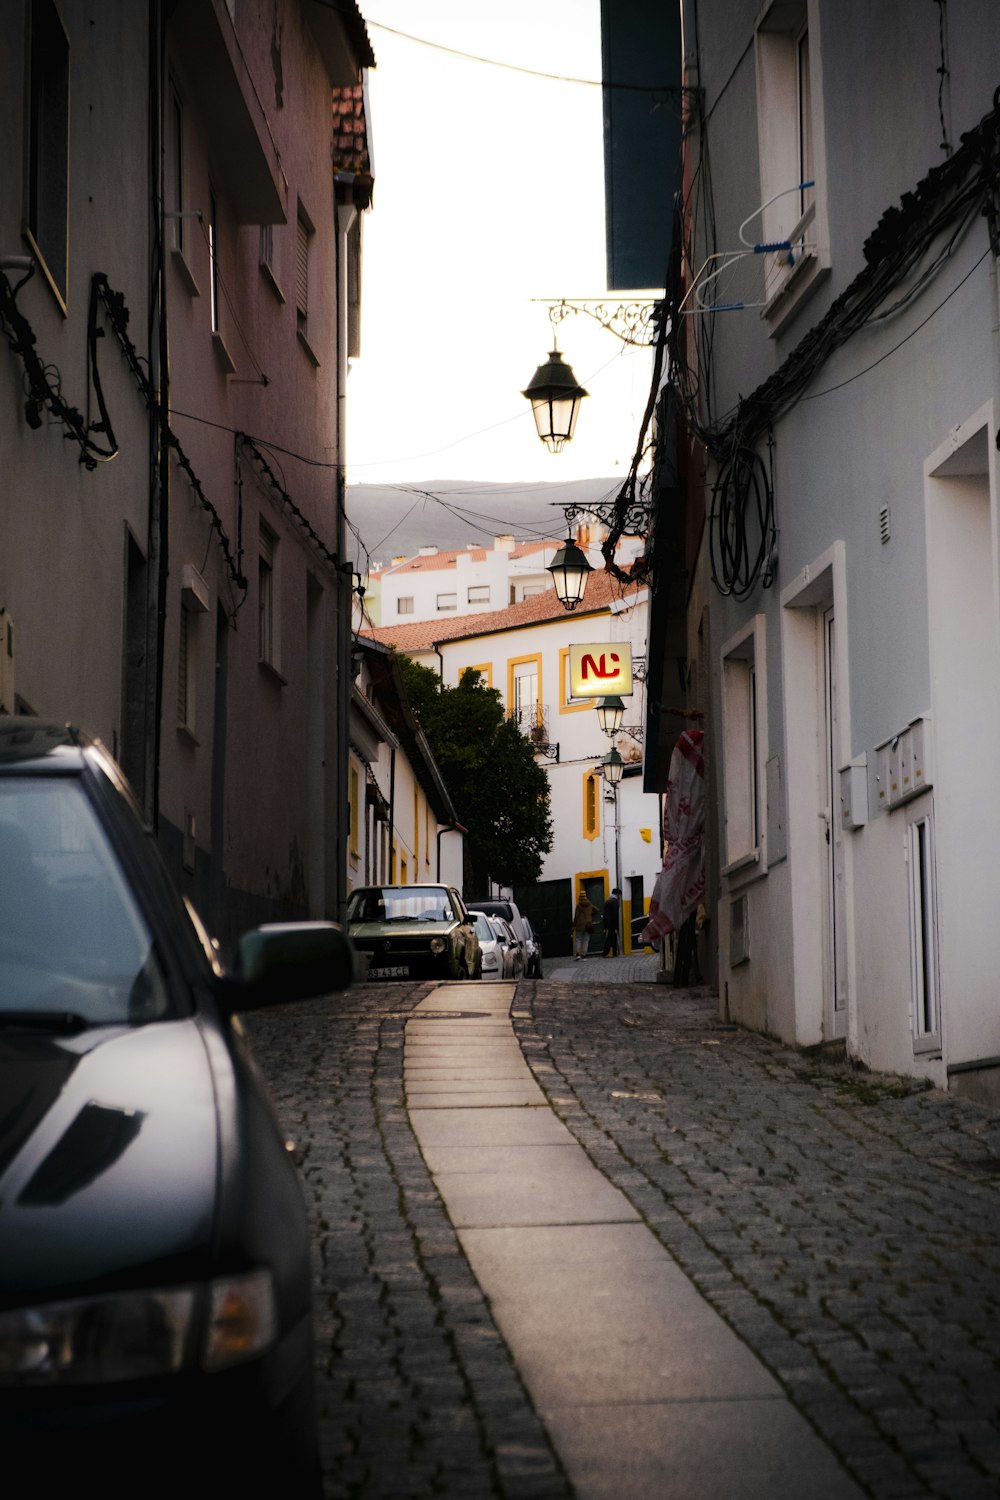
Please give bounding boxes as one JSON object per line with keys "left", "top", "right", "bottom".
{"left": 395, "top": 657, "right": 553, "bottom": 892}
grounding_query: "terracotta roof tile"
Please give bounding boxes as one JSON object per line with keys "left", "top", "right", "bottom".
{"left": 387, "top": 549, "right": 486, "bottom": 574}
{"left": 331, "top": 83, "right": 372, "bottom": 179}
{"left": 362, "top": 568, "right": 643, "bottom": 653}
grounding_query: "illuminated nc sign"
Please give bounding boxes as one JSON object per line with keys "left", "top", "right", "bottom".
{"left": 569, "top": 642, "right": 633, "bottom": 697}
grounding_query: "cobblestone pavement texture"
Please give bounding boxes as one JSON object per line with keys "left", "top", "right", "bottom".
{"left": 248, "top": 976, "right": 1000, "bottom": 1500}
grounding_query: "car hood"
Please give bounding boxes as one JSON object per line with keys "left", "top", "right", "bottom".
{"left": 349, "top": 919, "right": 456, "bottom": 941}
{"left": 0, "top": 1019, "right": 219, "bottom": 1297}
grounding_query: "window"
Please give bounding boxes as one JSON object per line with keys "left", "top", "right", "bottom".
{"left": 436, "top": 592, "right": 457, "bottom": 612}
{"left": 583, "top": 771, "right": 601, "bottom": 841}
{"left": 349, "top": 763, "right": 360, "bottom": 860}
{"left": 208, "top": 190, "right": 221, "bottom": 333}
{"left": 908, "top": 808, "right": 941, "bottom": 1054}
{"left": 397, "top": 597, "right": 414, "bottom": 616}
{"left": 508, "top": 655, "right": 541, "bottom": 730}
{"left": 468, "top": 585, "right": 490, "bottom": 605}
{"left": 177, "top": 604, "right": 195, "bottom": 733}
{"left": 295, "top": 203, "right": 312, "bottom": 329}
{"left": 26, "top": 0, "right": 70, "bottom": 305}
{"left": 259, "top": 222, "right": 283, "bottom": 300}
{"left": 754, "top": 0, "right": 828, "bottom": 329}
{"left": 721, "top": 619, "right": 765, "bottom": 869}
{"left": 168, "top": 84, "right": 185, "bottom": 253}
{"left": 258, "top": 522, "right": 277, "bottom": 667}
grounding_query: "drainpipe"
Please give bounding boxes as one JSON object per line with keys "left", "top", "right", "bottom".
{"left": 146, "top": 0, "right": 169, "bottom": 831}
{"left": 334, "top": 200, "right": 358, "bottom": 921}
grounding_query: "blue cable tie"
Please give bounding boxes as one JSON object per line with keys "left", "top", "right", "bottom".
{"left": 753, "top": 241, "right": 792, "bottom": 253}
{"left": 708, "top": 302, "right": 745, "bottom": 312}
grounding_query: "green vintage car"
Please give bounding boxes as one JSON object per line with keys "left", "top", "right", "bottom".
{"left": 347, "top": 883, "right": 482, "bottom": 981}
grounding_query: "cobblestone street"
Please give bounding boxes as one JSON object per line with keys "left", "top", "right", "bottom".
{"left": 247, "top": 976, "right": 1000, "bottom": 1499}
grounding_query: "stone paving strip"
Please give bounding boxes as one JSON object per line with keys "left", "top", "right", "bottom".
{"left": 406, "top": 982, "right": 860, "bottom": 1500}
{"left": 246, "top": 983, "right": 573, "bottom": 1500}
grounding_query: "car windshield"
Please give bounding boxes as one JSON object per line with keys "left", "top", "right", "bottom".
{"left": 0, "top": 778, "right": 170, "bottom": 1025}
{"left": 470, "top": 914, "right": 494, "bottom": 943}
{"left": 346, "top": 886, "right": 457, "bottom": 923}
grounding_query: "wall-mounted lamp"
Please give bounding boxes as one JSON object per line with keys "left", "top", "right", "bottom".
{"left": 596, "top": 695, "right": 625, "bottom": 736}
{"left": 522, "top": 347, "right": 588, "bottom": 454}
{"left": 546, "top": 533, "right": 593, "bottom": 611}
{"left": 601, "top": 745, "right": 624, "bottom": 786}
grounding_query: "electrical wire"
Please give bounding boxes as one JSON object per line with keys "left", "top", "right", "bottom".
{"left": 314, "top": 0, "right": 689, "bottom": 94}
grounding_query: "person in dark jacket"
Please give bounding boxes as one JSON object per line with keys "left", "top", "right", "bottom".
{"left": 602, "top": 888, "right": 622, "bottom": 956}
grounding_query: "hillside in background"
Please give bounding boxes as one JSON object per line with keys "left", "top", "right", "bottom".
{"left": 347, "top": 477, "right": 623, "bottom": 573}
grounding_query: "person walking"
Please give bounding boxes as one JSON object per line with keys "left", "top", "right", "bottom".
{"left": 572, "top": 888, "right": 596, "bottom": 960}
{"left": 602, "top": 887, "right": 622, "bottom": 957}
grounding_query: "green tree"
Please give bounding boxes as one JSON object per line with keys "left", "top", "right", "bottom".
{"left": 395, "top": 658, "right": 553, "bottom": 892}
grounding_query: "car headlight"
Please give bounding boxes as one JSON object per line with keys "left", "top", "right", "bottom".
{"left": 0, "top": 1270, "right": 275, "bottom": 1385}
{"left": 429, "top": 937, "right": 447, "bottom": 954}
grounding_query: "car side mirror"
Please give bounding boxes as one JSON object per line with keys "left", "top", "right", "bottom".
{"left": 221, "top": 921, "right": 356, "bottom": 1013}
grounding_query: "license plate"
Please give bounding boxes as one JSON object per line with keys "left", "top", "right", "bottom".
{"left": 368, "top": 965, "right": 409, "bottom": 978}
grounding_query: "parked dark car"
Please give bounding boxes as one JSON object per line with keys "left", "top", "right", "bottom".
{"left": 0, "top": 720, "right": 354, "bottom": 1492}
{"left": 347, "top": 883, "right": 481, "bottom": 980}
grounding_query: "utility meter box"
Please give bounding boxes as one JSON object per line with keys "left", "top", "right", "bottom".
{"left": 839, "top": 758, "right": 868, "bottom": 830}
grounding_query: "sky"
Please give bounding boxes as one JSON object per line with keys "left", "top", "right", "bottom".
{"left": 345, "top": 2, "right": 656, "bottom": 489}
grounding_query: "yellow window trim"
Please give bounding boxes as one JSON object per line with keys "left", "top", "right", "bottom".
{"left": 506, "top": 652, "right": 543, "bottom": 719}
{"left": 582, "top": 769, "right": 601, "bottom": 841}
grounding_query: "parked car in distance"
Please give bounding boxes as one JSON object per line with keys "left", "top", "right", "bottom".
{"left": 521, "top": 916, "right": 543, "bottom": 977}
{"left": 466, "top": 898, "right": 528, "bottom": 972}
{"left": 491, "top": 915, "right": 524, "bottom": 979}
{"left": 469, "top": 910, "right": 505, "bottom": 981}
{"left": 0, "top": 719, "right": 355, "bottom": 1493}
{"left": 347, "top": 884, "right": 481, "bottom": 981}
{"left": 632, "top": 910, "right": 659, "bottom": 950}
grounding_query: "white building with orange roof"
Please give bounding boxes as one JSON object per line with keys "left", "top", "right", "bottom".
{"left": 377, "top": 534, "right": 559, "bottom": 627}
{"left": 363, "top": 566, "right": 663, "bottom": 963}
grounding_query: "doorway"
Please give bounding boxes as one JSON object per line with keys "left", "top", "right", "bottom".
{"left": 823, "top": 607, "right": 848, "bottom": 1034}
{"left": 782, "top": 541, "right": 850, "bottom": 1045}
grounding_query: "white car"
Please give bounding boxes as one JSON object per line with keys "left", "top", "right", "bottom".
{"left": 469, "top": 910, "right": 506, "bottom": 981}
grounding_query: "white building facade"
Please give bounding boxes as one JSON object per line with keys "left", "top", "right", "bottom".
{"left": 672, "top": 0, "right": 1000, "bottom": 1098}
{"left": 369, "top": 570, "right": 663, "bottom": 958}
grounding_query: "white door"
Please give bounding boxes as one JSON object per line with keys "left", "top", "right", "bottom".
{"left": 823, "top": 607, "right": 848, "bottom": 1037}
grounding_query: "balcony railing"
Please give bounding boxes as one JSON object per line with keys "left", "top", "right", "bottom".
{"left": 512, "top": 704, "right": 559, "bottom": 761}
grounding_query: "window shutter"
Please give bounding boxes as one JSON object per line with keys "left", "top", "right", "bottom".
{"left": 295, "top": 215, "right": 309, "bottom": 316}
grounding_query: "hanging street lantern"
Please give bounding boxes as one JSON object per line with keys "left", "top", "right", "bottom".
{"left": 596, "top": 695, "right": 625, "bottom": 735}
{"left": 601, "top": 744, "right": 624, "bottom": 785}
{"left": 522, "top": 347, "right": 588, "bottom": 454}
{"left": 546, "top": 534, "right": 593, "bottom": 611}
